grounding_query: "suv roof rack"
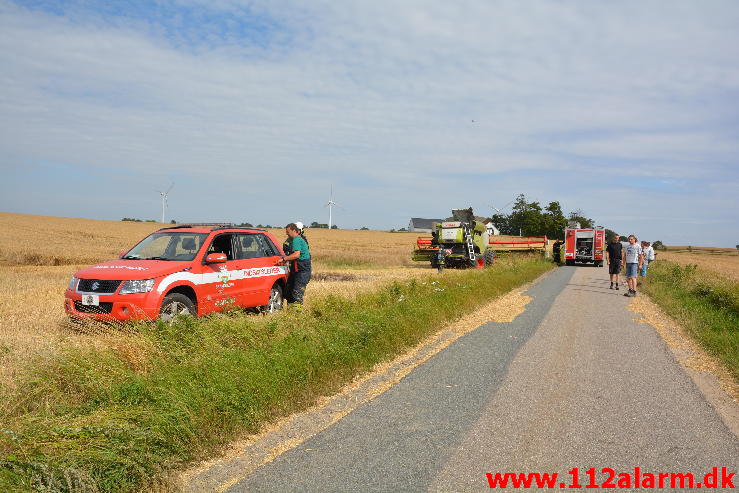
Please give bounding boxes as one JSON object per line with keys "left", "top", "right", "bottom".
{"left": 212, "top": 226, "right": 267, "bottom": 232}
{"left": 157, "top": 223, "right": 270, "bottom": 232}
{"left": 157, "top": 223, "right": 234, "bottom": 231}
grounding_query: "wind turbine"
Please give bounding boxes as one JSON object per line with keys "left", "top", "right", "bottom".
{"left": 324, "top": 185, "right": 338, "bottom": 229}
{"left": 157, "top": 182, "right": 175, "bottom": 223}
{"left": 490, "top": 199, "right": 514, "bottom": 215}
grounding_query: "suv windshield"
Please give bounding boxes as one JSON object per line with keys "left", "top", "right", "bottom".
{"left": 122, "top": 232, "right": 208, "bottom": 261}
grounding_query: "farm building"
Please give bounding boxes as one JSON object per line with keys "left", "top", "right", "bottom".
{"left": 485, "top": 221, "right": 500, "bottom": 236}
{"left": 408, "top": 218, "right": 444, "bottom": 233}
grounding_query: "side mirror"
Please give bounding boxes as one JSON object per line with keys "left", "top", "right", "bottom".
{"left": 205, "top": 253, "right": 228, "bottom": 264}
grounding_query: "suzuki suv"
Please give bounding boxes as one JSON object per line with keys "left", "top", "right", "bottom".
{"left": 64, "top": 224, "right": 288, "bottom": 322}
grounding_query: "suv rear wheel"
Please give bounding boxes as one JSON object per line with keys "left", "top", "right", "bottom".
{"left": 160, "top": 293, "right": 196, "bottom": 322}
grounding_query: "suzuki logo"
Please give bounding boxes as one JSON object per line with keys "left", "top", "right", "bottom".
{"left": 91, "top": 281, "right": 100, "bottom": 291}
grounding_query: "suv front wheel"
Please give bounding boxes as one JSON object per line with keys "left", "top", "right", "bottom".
{"left": 160, "top": 293, "right": 196, "bottom": 322}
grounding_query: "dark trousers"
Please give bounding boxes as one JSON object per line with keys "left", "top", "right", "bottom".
{"left": 287, "top": 259, "right": 311, "bottom": 304}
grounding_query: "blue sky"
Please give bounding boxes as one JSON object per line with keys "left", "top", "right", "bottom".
{"left": 1, "top": 0, "right": 738, "bottom": 246}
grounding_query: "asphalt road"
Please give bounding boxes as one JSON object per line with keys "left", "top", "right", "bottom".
{"left": 224, "top": 265, "right": 739, "bottom": 492}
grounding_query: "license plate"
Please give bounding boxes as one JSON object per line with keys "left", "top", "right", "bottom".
{"left": 81, "top": 294, "right": 99, "bottom": 306}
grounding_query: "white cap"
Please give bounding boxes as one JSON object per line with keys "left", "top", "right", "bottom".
{"left": 295, "top": 221, "right": 304, "bottom": 231}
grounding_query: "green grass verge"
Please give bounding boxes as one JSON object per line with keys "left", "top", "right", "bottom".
{"left": 0, "top": 258, "right": 553, "bottom": 492}
{"left": 641, "top": 261, "right": 739, "bottom": 381}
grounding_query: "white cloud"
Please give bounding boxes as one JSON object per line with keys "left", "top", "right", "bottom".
{"left": 1, "top": 0, "right": 738, "bottom": 244}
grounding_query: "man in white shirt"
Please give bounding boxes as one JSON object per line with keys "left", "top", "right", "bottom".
{"left": 622, "top": 235, "right": 643, "bottom": 297}
{"left": 640, "top": 241, "right": 655, "bottom": 278}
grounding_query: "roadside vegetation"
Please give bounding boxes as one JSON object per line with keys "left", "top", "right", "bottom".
{"left": 641, "top": 260, "right": 739, "bottom": 381}
{"left": 654, "top": 247, "right": 739, "bottom": 282}
{"left": 0, "top": 213, "right": 418, "bottom": 391}
{"left": 0, "top": 256, "right": 552, "bottom": 492}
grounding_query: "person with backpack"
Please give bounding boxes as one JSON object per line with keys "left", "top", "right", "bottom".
{"left": 640, "top": 241, "right": 655, "bottom": 278}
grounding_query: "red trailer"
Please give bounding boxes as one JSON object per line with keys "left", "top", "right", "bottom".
{"left": 564, "top": 227, "right": 605, "bottom": 266}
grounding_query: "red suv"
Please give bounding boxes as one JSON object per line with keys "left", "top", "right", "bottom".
{"left": 64, "top": 224, "right": 288, "bottom": 322}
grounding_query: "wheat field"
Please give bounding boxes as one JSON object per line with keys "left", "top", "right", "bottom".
{"left": 655, "top": 247, "right": 739, "bottom": 282}
{"left": 0, "top": 212, "right": 438, "bottom": 386}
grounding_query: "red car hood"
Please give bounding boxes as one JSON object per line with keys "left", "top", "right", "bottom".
{"left": 73, "top": 259, "right": 192, "bottom": 280}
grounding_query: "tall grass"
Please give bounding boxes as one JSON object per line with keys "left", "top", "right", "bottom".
{"left": 0, "top": 259, "right": 552, "bottom": 492}
{"left": 641, "top": 261, "right": 739, "bottom": 380}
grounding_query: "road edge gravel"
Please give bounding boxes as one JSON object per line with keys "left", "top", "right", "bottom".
{"left": 628, "top": 294, "right": 739, "bottom": 439}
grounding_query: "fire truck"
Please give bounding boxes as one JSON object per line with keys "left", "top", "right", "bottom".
{"left": 564, "top": 224, "right": 605, "bottom": 266}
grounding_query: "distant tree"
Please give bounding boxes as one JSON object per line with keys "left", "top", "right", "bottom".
{"left": 567, "top": 209, "right": 594, "bottom": 228}
{"left": 170, "top": 219, "right": 176, "bottom": 224}
{"left": 619, "top": 235, "right": 628, "bottom": 242}
{"left": 121, "top": 218, "right": 142, "bottom": 222}
{"left": 653, "top": 240, "right": 664, "bottom": 250}
{"left": 483, "top": 193, "right": 594, "bottom": 237}
{"left": 542, "top": 201, "right": 567, "bottom": 240}
{"left": 145, "top": 219, "right": 156, "bottom": 222}
{"left": 360, "top": 227, "right": 369, "bottom": 230}
{"left": 605, "top": 229, "right": 619, "bottom": 242}
{"left": 237, "top": 222, "right": 253, "bottom": 227}
{"left": 508, "top": 194, "right": 544, "bottom": 236}
{"left": 398, "top": 227, "right": 407, "bottom": 231}
{"left": 736, "top": 244, "right": 739, "bottom": 250}
{"left": 310, "top": 221, "right": 328, "bottom": 228}
{"left": 330, "top": 224, "right": 338, "bottom": 229}
{"left": 490, "top": 212, "right": 511, "bottom": 235}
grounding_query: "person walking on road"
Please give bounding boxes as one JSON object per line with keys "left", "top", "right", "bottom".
{"left": 282, "top": 222, "right": 312, "bottom": 305}
{"left": 640, "top": 241, "right": 654, "bottom": 278}
{"left": 606, "top": 233, "right": 624, "bottom": 290}
{"left": 623, "top": 235, "right": 643, "bottom": 297}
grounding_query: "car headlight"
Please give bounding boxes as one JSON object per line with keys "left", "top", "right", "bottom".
{"left": 68, "top": 276, "right": 78, "bottom": 291}
{"left": 119, "top": 279, "right": 155, "bottom": 294}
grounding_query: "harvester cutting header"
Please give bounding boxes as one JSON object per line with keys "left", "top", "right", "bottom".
{"left": 412, "top": 208, "right": 548, "bottom": 271}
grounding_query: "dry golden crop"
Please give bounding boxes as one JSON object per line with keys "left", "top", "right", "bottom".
{"left": 0, "top": 213, "right": 434, "bottom": 387}
{"left": 0, "top": 212, "right": 163, "bottom": 266}
{"left": 656, "top": 249, "right": 739, "bottom": 282}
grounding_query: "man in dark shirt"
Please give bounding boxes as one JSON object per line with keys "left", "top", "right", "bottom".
{"left": 552, "top": 240, "right": 562, "bottom": 264}
{"left": 605, "top": 234, "right": 624, "bottom": 290}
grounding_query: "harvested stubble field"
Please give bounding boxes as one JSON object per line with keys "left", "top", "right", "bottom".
{"left": 0, "top": 212, "right": 441, "bottom": 386}
{"left": 655, "top": 246, "right": 739, "bottom": 282}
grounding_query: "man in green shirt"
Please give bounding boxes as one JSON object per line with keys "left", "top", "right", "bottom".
{"left": 282, "top": 223, "right": 312, "bottom": 304}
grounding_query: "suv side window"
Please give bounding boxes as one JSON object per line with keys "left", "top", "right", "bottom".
{"left": 206, "top": 234, "right": 235, "bottom": 260}
{"left": 172, "top": 234, "right": 206, "bottom": 260}
{"left": 235, "top": 233, "right": 271, "bottom": 259}
{"left": 256, "top": 234, "right": 279, "bottom": 256}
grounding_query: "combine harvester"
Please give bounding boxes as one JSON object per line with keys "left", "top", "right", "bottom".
{"left": 412, "top": 208, "right": 547, "bottom": 271}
